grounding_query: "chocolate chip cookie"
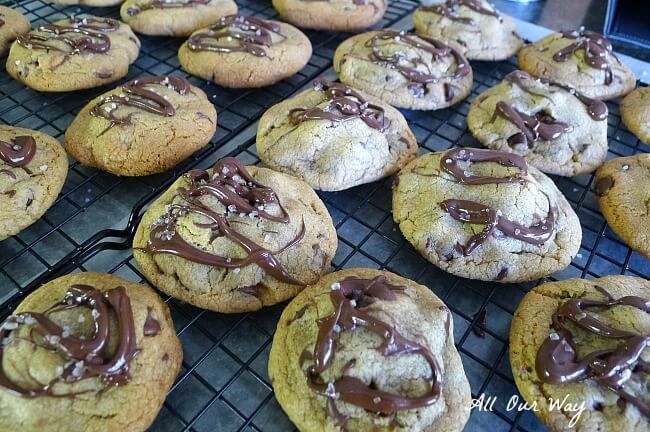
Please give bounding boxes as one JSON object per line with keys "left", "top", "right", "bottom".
{"left": 6, "top": 17, "right": 140, "bottom": 92}
{"left": 65, "top": 75, "right": 216, "bottom": 177}
{"left": 518, "top": 30, "right": 636, "bottom": 100}
{"left": 392, "top": 148, "right": 582, "bottom": 282}
{"left": 272, "top": 0, "right": 387, "bottom": 32}
{"left": 0, "top": 272, "right": 182, "bottom": 432}
{"left": 414, "top": 0, "right": 523, "bottom": 61}
{"left": 510, "top": 276, "right": 650, "bottom": 432}
{"left": 133, "top": 157, "right": 337, "bottom": 313}
{"left": 178, "top": 15, "right": 311, "bottom": 88}
{"left": 256, "top": 79, "right": 418, "bottom": 191}
{"left": 620, "top": 87, "right": 650, "bottom": 144}
{"left": 0, "top": 6, "right": 30, "bottom": 56}
{"left": 594, "top": 154, "right": 650, "bottom": 259}
{"left": 468, "top": 70, "right": 609, "bottom": 176}
{"left": 0, "top": 126, "right": 68, "bottom": 241}
{"left": 121, "top": 0, "right": 238, "bottom": 37}
{"left": 333, "top": 30, "right": 473, "bottom": 110}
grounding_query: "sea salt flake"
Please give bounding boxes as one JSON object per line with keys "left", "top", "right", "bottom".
{"left": 575, "top": 312, "right": 587, "bottom": 320}
{"left": 330, "top": 282, "right": 340, "bottom": 291}
{"left": 373, "top": 396, "right": 382, "bottom": 404}
{"left": 549, "top": 332, "right": 560, "bottom": 341}
{"left": 622, "top": 164, "right": 630, "bottom": 171}
{"left": 40, "top": 165, "right": 48, "bottom": 173}
{"left": 233, "top": 268, "right": 241, "bottom": 274}
{"left": 2, "top": 322, "right": 18, "bottom": 331}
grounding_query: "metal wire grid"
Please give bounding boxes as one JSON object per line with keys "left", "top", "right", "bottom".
{"left": 0, "top": 0, "right": 419, "bottom": 306}
{"left": 0, "top": 2, "right": 648, "bottom": 431}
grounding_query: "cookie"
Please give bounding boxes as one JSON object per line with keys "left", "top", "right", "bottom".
{"left": 0, "top": 272, "right": 182, "bottom": 432}
{"left": 256, "top": 79, "right": 418, "bottom": 191}
{"left": 6, "top": 17, "right": 140, "bottom": 92}
{"left": 269, "top": 268, "right": 471, "bottom": 432}
{"left": 121, "top": 0, "right": 238, "bottom": 37}
{"left": 518, "top": 30, "right": 636, "bottom": 100}
{"left": 64, "top": 75, "right": 217, "bottom": 177}
{"left": 333, "top": 30, "right": 473, "bottom": 110}
{"left": 0, "top": 7, "right": 30, "bottom": 56}
{"left": 510, "top": 276, "right": 650, "bottom": 432}
{"left": 0, "top": 126, "right": 68, "bottom": 241}
{"left": 620, "top": 87, "right": 650, "bottom": 144}
{"left": 272, "top": 0, "right": 387, "bottom": 32}
{"left": 392, "top": 148, "right": 582, "bottom": 282}
{"left": 468, "top": 70, "right": 609, "bottom": 176}
{"left": 413, "top": 0, "right": 523, "bottom": 61}
{"left": 133, "top": 157, "right": 337, "bottom": 313}
{"left": 594, "top": 154, "right": 650, "bottom": 259}
{"left": 178, "top": 15, "right": 312, "bottom": 88}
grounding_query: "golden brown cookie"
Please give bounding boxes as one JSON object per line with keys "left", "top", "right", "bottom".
{"left": 65, "top": 75, "right": 217, "bottom": 177}
{"left": 179, "top": 15, "right": 312, "bottom": 88}
{"left": 0, "top": 272, "right": 182, "bottom": 432}
{"left": 133, "top": 157, "right": 338, "bottom": 313}
{"left": 0, "top": 125, "right": 68, "bottom": 241}
{"left": 620, "top": 87, "right": 650, "bottom": 144}
{"left": 0, "top": 6, "right": 30, "bottom": 56}
{"left": 272, "top": 0, "right": 387, "bottom": 32}
{"left": 594, "top": 154, "right": 650, "bottom": 259}
{"left": 6, "top": 17, "right": 140, "bottom": 92}
{"left": 269, "top": 268, "right": 471, "bottom": 431}
{"left": 510, "top": 276, "right": 650, "bottom": 432}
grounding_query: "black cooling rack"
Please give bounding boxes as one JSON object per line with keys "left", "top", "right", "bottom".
{"left": 1, "top": 0, "right": 649, "bottom": 431}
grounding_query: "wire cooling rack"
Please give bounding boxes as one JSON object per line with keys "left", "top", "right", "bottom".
{"left": 1, "top": 0, "right": 649, "bottom": 431}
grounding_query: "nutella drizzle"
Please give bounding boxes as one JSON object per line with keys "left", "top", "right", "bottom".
{"left": 302, "top": 276, "right": 441, "bottom": 419}
{"left": 364, "top": 30, "right": 470, "bottom": 97}
{"left": 536, "top": 286, "right": 650, "bottom": 418}
{"left": 553, "top": 30, "right": 618, "bottom": 85}
{"left": 420, "top": 0, "right": 501, "bottom": 26}
{"left": 0, "top": 284, "right": 139, "bottom": 398}
{"left": 17, "top": 17, "right": 119, "bottom": 57}
{"left": 127, "top": 0, "right": 210, "bottom": 16}
{"left": 187, "top": 15, "right": 285, "bottom": 58}
{"left": 0, "top": 136, "right": 36, "bottom": 168}
{"left": 140, "top": 157, "right": 307, "bottom": 286}
{"left": 495, "top": 101, "right": 571, "bottom": 147}
{"left": 437, "top": 148, "right": 557, "bottom": 256}
{"left": 90, "top": 75, "right": 190, "bottom": 133}
{"left": 289, "top": 79, "right": 389, "bottom": 131}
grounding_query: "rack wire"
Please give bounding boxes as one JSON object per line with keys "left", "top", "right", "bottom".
{"left": 1, "top": 0, "right": 649, "bottom": 431}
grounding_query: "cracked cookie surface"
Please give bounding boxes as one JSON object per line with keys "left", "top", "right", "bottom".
{"left": 269, "top": 268, "right": 471, "bottom": 432}
{"left": 468, "top": 70, "right": 608, "bottom": 176}
{"left": 594, "top": 154, "right": 650, "bottom": 259}
{"left": 0, "top": 125, "right": 68, "bottom": 241}
{"left": 0, "top": 272, "right": 182, "bottom": 432}
{"left": 272, "top": 0, "right": 387, "bottom": 32}
{"left": 178, "top": 15, "right": 312, "bottom": 88}
{"left": 413, "top": 0, "right": 523, "bottom": 61}
{"left": 392, "top": 149, "right": 581, "bottom": 282}
{"left": 256, "top": 79, "right": 418, "bottom": 191}
{"left": 64, "top": 75, "right": 216, "bottom": 177}
{"left": 333, "top": 30, "right": 473, "bottom": 110}
{"left": 518, "top": 30, "right": 635, "bottom": 100}
{"left": 0, "top": 6, "right": 30, "bottom": 56}
{"left": 121, "top": 0, "right": 237, "bottom": 37}
{"left": 510, "top": 276, "right": 650, "bottom": 432}
{"left": 620, "top": 87, "right": 650, "bottom": 144}
{"left": 133, "top": 158, "right": 337, "bottom": 313}
{"left": 6, "top": 16, "right": 140, "bottom": 92}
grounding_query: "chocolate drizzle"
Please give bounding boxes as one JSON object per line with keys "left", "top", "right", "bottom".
{"left": 143, "top": 306, "right": 160, "bottom": 336}
{"left": 553, "top": 30, "right": 617, "bottom": 85}
{"left": 536, "top": 286, "right": 650, "bottom": 418}
{"left": 127, "top": 0, "right": 210, "bottom": 16}
{"left": 140, "top": 157, "right": 308, "bottom": 286}
{"left": 437, "top": 148, "right": 557, "bottom": 255}
{"left": 0, "top": 284, "right": 139, "bottom": 398}
{"left": 364, "top": 30, "right": 470, "bottom": 97}
{"left": 504, "top": 70, "right": 608, "bottom": 122}
{"left": 302, "top": 276, "right": 441, "bottom": 418}
{"left": 495, "top": 101, "right": 571, "bottom": 147}
{"left": 90, "top": 75, "right": 190, "bottom": 134}
{"left": 0, "top": 136, "right": 36, "bottom": 168}
{"left": 17, "top": 17, "right": 119, "bottom": 57}
{"left": 187, "top": 15, "right": 284, "bottom": 58}
{"left": 420, "top": 0, "right": 501, "bottom": 26}
{"left": 289, "top": 79, "right": 389, "bottom": 131}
